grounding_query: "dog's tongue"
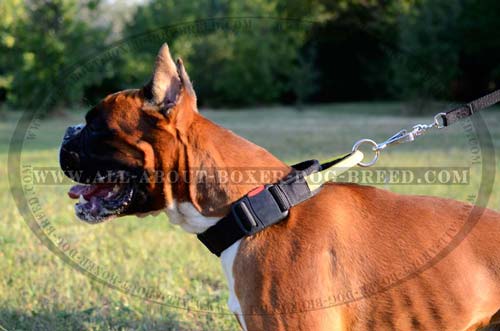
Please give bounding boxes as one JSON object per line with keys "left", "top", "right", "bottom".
{"left": 68, "top": 184, "right": 114, "bottom": 200}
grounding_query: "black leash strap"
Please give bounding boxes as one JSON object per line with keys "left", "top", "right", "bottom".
{"left": 352, "top": 89, "right": 500, "bottom": 167}
{"left": 441, "top": 89, "right": 500, "bottom": 127}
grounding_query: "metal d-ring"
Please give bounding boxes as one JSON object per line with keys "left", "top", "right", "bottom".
{"left": 352, "top": 139, "right": 380, "bottom": 167}
{"left": 434, "top": 112, "right": 447, "bottom": 129}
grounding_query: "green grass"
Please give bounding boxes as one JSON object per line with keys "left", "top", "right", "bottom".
{"left": 1, "top": 104, "right": 500, "bottom": 331}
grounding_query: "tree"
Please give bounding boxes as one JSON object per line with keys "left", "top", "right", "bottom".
{"left": 120, "top": 0, "right": 321, "bottom": 107}
{"left": 456, "top": 0, "right": 500, "bottom": 100}
{"left": 2, "top": 0, "right": 109, "bottom": 111}
{"left": 390, "top": 0, "right": 461, "bottom": 107}
{"left": 0, "top": 0, "right": 26, "bottom": 107}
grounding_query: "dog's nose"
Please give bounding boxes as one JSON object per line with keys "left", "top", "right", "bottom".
{"left": 60, "top": 124, "right": 85, "bottom": 178}
{"left": 63, "top": 123, "right": 85, "bottom": 142}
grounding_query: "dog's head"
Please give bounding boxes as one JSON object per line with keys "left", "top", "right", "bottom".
{"left": 60, "top": 44, "right": 198, "bottom": 223}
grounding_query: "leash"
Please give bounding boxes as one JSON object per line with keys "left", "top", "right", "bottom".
{"left": 198, "top": 90, "right": 500, "bottom": 256}
{"left": 353, "top": 89, "right": 500, "bottom": 167}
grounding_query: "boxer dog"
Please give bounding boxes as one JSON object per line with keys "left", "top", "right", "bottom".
{"left": 60, "top": 44, "right": 500, "bottom": 331}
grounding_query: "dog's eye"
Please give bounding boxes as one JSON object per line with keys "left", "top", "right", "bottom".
{"left": 85, "top": 107, "right": 108, "bottom": 132}
{"left": 87, "top": 122, "right": 116, "bottom": 140}
{"left": 86, "top": 121, "right": 100, "bottom": 132}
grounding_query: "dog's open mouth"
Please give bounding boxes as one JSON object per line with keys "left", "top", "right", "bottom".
{"left": 68, "top": 183, "right": 134, "bottom": 223}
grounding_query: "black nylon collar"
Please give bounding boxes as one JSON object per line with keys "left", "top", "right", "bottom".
{"left": 197, "top": 160, "right": 320, "bottom": 256}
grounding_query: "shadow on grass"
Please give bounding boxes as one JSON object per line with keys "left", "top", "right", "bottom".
{"left": 0, "top": 308, "right": 190, "bottom": 331}
{"left": 2, "top": 308, "right": 500, "bottom": 331}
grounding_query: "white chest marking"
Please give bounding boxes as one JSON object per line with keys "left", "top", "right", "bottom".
{"left": 165, "top": 201, "right": 219, "bottom": 234}
{"left": 221, "top": 240, "right": 246, "bottom": 331}
{"left": 164, "top": 201, "right": 246, "bottom": 330}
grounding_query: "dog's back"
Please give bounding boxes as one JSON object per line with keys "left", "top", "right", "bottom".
{"left": 234, "top": 183, "right": 500, "bottom": 331}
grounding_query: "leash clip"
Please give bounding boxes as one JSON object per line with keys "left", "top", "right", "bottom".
{"left": 376, "top": 129, "right": 412, "bottom": 150}
{"left": 352, "top": 112, "right": 447, "bottom": 167}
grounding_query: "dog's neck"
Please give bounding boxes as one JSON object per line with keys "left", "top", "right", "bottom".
{"left": 164, "top": 113, "right": 290, "bottom": 234}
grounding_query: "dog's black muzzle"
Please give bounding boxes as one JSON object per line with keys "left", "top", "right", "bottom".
{"left": 59, "top": 124, "right": 137, "bottom": 184}
{"left": 60, "top": 124, "right": 86, "bottom": 179}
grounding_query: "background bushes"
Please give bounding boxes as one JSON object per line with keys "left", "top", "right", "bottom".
{"left": 1, "top": 0, "right": 499, "bottom": 111}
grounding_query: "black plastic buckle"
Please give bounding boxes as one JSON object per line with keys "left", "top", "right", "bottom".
{"left": 231, "top": 184, "right": 289, "bottom": 235}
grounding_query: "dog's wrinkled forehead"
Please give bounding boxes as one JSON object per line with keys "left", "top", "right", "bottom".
{"left": 86, "top": 90, "right": 145, "bottom": 130}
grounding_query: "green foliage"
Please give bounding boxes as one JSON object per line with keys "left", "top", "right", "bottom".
{"left": 390, "top": 0, "right": 461, "bottom": 104}
{"left": 390, "top": 0, "right": 500, "bottom": 110}
{"left": 119, "top": 0, "right": 320, "bottom": 107}
{"left": 0, "top": 0, "right": 25, "bottom": 101}
{"left": 1, "top": 0, "right": 109, "bottom": 111}
{"left": 456, "top": 0, "right": 500, "bottom": 99}
{"left": 289, "top": 45, "right": 318, "bottom": 109}
{"left": 1, "top": 0, "right": 500, "bottom": 111}
{"left": 186, "top": 23, "right": 308, "bottom": 106}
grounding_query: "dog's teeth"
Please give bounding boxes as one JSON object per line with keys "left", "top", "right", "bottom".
{"left": 79, "top": 195, "right": 88, "bottom": 204}
{"left": 106, "top": 192, "right": 113, "bottom": 199}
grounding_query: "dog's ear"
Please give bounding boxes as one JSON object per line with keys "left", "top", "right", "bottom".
{"left": 175, "top": 57, "right": 196, "bottom": 101}
{"left": 146, "top": 43, "right": 181, "bottom": 109}
{"left": 144, "top": 43, "right": 197, "bottom": 115}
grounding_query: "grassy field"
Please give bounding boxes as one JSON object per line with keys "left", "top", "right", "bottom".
{"left": 1, "top": 104, "right": 500, "bottom": 331}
